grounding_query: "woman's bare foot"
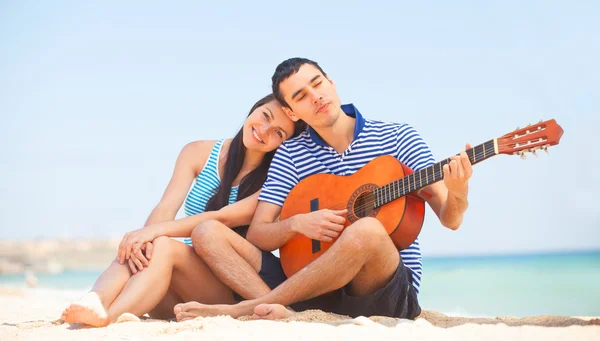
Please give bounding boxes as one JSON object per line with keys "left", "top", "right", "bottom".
{"left": 252, "top": 304, "right": 294, "bottom": 320}
{"left": 60, "top": 292, "right": 109, "bottom": 327}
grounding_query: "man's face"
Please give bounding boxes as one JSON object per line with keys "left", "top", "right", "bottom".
{"left": 279, "top": 64, "right": 342, "bottom": 129}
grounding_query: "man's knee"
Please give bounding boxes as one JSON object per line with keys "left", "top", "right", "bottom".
{"left": 191, "top": 220, "right": 228, "bottom": 256}
{"left": 340, "top": 217, "right": 390, "bottom": 251}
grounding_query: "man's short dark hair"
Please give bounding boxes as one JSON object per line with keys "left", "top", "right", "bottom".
{"left": 271, "top": 57, "right": 327, "bottom": 109}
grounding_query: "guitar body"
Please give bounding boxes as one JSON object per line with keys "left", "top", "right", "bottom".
{"left": 279, "top": 155, "right": 426, "bottom": 278}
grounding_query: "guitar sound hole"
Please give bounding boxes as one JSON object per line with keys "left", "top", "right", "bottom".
{"left": 353, "top": 191, "right": 375, "bottom": 218}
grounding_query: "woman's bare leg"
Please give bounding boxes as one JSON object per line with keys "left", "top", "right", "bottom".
{"left": 107, "top": 236, "right": 235, "bottom": 322}
{"left": 61, "top": 256, "right": 133, "bottom": 326}
{"left": 148, "top": 287, "right": 183, "bottom": 320}
{"left": 62, "top": 236, "right": 235, "bottom": 327}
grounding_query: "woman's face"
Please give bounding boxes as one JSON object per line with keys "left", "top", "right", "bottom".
{"left": 242, "top": 100, "right": 295, "bottom": 152}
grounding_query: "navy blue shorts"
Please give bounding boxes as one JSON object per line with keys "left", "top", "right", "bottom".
{"left": 259, "top": 252, "right": 421, "bottom": 319}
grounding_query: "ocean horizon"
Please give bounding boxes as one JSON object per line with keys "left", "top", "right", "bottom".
{"left": 2, "top": 249, "right": 599, "bottom": 318}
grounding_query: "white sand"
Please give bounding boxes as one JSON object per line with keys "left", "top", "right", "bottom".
{"left": 1, "top": 287, "right": 598, "bottom": 341}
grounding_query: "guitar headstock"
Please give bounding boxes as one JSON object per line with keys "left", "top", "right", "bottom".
{"left": 497, "top": 119, "right": 564, "bottom": 158}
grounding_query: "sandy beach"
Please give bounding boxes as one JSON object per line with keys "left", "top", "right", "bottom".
{"left": 1, "top": 287, "right": 598, "bottom": 341}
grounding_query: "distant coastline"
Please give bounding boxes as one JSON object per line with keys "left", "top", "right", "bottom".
{"left": 1, "top": 238, "right": 598, "bottom": 275}
{"left": 0, "top": 239, "right": 121, "bottom": 275}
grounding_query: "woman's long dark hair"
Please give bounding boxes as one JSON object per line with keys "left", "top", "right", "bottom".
{"left": 205, "top": 94, "right": 306, "bottom": 212}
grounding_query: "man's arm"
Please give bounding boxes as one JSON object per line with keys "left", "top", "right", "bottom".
{"left": 393, "top": 124, "right": 471, "bottom": 231}
{"left": 246, "top": 201, "right": 298, "bottom": 251}
{"left": 422, "top": 182, "right": 468, "bottom": 230}
{"left": 246, "top": 201, "right": 347, "bottom": 252}
{"left": 422, "top": 145, "right": 472, "bottom": 230}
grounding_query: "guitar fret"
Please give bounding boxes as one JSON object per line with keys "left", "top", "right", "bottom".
{"left": 401, "top": 177, "right": 406, "bottom": 197}
{"left": 383, "top": 184, "right": 387, "bottom": 204}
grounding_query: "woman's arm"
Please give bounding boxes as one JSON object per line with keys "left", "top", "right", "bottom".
{"left": 127, "top": 190, "right": 261, "bottom": 254}
{"left": 143, "top": 141, "right": 215, "bottom": 225}
{"left": 154, "top": 190, "right": 261, "bottom": 237}
{"left": 118, "top": 140, "right": 215, "bottom": 265}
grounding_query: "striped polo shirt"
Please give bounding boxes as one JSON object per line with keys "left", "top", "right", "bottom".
{"left": 258, "top": 103, "right": 436, "bottom": 293}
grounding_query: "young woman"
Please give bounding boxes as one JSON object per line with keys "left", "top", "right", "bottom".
{"left": 60, "top": 94, "right": 305, "bottom": 327}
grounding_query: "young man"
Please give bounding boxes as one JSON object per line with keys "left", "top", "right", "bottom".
{"left": 174, "top": 57, "right": 472, "bottom": 321}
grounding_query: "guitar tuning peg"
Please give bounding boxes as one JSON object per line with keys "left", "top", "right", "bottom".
{"left": 530, "top": 149, "right": 538, "bottom": 157}
{"left": 520, "top": 151, "right": 527, "bottom": 160}
{"left": 542, "top": 145, "right": 549, "bottom": 155}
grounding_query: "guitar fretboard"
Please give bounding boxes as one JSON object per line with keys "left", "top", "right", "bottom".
{"left": 373, "top": 139, "right": 496, "bottom": 207}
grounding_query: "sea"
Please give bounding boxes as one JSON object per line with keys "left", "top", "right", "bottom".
{"left": 1, "top": 250, "right": 599, "bottom": 318}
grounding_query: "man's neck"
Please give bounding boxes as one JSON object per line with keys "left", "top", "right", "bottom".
{"left": 314, "top": 113, "right": 356, "bottom": 154}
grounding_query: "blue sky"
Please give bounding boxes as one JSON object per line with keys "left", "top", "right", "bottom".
{"left": 1, "top": 1, "right": 598, "bottom": 256}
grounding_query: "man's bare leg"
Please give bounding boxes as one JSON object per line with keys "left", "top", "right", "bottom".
{"left": 176, "top": 217, "right": 400, "bottom": 320}
{"left": 192, "top": 220, "right": 270, "bottom": 298}
{"left": 173, "top": 220, "right": 274, "bottom": 321}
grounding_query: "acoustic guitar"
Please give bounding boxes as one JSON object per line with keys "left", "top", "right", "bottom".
{"left": 279, "top": 119, "right": 564, "bottom": 277}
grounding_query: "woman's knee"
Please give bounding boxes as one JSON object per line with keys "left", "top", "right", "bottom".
{"left": 144, "top": 236, "right": 178, "bottom": 261}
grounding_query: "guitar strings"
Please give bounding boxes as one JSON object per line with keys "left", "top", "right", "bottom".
{"left": 309, "top": 150, "right": 492, "bottom": 215}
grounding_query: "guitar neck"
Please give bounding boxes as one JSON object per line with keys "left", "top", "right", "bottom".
{"left": 374, "top": 139, "right": 498, "bottom": 207}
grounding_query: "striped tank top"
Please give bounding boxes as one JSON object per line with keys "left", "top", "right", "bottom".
{"left": 182, "top": 139, "right": 238, "bottom": 245}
